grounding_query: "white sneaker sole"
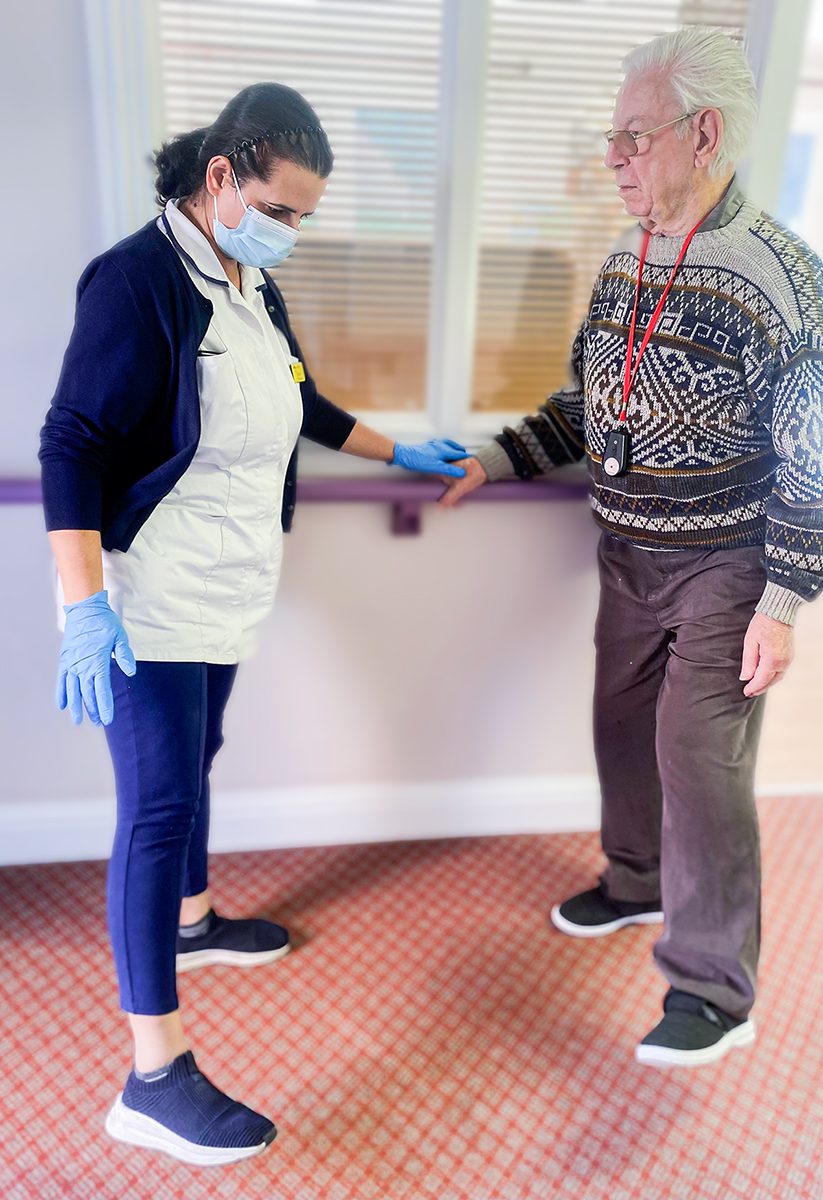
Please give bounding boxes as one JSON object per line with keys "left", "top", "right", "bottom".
{"left": 635, "top": 1019, "right": 756, "bottom": 1067}
{"left": 550, "top": 904, "right": 664, "bottom": 938}
{"left": 104, "top": 1094, "right": 276, "bottom": 1166}
{"left": 176, "top": 942, "right": 291, "bottom": 973}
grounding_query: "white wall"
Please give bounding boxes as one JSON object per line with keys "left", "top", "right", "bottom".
{"left": 2, "top": 0, "right": 106, "bottom": 476}
{"left": 1, "top": 0, "right": 821, "bottom": 867}
{"left": 0, "top": 496, "right": 605, "bottom": 860}
{"left": 3, "top": 496, "right": 605, "bottom": 801}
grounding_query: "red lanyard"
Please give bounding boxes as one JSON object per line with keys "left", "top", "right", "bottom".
{"left": 618, "top": 218, "right": 703, "bottom": 423}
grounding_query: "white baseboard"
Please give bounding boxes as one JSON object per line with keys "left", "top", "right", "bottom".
{"left": 0, "top": 775, "right": 601, "bottom": 867}
{"left": 1, "top": 777, "right": 819, "bottom": 868}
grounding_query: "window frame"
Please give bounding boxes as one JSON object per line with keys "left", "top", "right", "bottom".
{"left": 84, "top": 0, "right": 799, "bottom": 468}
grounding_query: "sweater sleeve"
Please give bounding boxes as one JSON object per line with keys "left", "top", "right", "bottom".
{"left": 39, "top": 258, "right": 170, "bottom": 532}
{"left": 475, "top": 316, "right": 588, "bottom": 482}
{"left": 755, "top": 331, "right": 823, "bottom": 624}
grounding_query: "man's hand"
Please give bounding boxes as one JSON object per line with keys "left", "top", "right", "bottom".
{"left": 438, "top": 457, "right": 489, "bottom": 507}
{"left": 739, "top": 611, "right": 794, "bottom": 698}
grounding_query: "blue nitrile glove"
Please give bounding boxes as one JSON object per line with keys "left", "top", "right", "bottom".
{"left": 57, "top": 590, "right": 136, "bottom": 727}
{"left": 391, "top": 439, "right": 468, "bottom": 478}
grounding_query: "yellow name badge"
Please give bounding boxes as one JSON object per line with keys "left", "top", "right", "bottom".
{"left": 290, "top": 361, "right": 306, "bottom": 383}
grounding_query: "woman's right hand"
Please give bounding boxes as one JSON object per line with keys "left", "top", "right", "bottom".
{"left": 57, "top": 591, "right": 136, "bottom": 727}
{"left": 437, "top": 457, "right": 489, "bottom": 507}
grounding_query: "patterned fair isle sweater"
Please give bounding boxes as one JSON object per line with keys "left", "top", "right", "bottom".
{"left": 476, "top": 181, "right": 823, "bottom": 625}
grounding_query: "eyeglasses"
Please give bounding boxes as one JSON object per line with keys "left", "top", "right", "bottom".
{"left": 604, "top": 113, "right": 695, "bottom": 158}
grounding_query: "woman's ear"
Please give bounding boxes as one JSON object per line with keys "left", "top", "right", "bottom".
{"left": 204, "top": 155, "right": 234, "bottom": 199}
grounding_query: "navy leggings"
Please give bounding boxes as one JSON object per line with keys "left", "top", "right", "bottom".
{"left": 104, "top": 662, "right": 237, "bottom": 1015}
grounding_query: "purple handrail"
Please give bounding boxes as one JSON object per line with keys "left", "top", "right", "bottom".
{"left": 0, "top": 473, "right": 588, "bottom": 534}
{"left": 0, "top": 479, "right": 43, "bottom": 504}
{"left": 299, "top": 477, "right": 588, "bottom": 503}
{"left": 0, "top": 475, "right": 588, "bottom": 505}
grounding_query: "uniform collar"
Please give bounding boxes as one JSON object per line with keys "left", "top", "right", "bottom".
{"left": 161, "top": 200, "right": 267, "bottom": 306}
{"left": 162, "top": 200, "right": 230, "bottom": 287}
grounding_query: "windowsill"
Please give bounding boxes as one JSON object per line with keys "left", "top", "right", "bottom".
{"left": 300, "top": 409, "right": 562, "bottom": 477}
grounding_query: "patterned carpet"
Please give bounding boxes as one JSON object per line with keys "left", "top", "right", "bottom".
{"left": 0, "top": 795, "right": 821, "bottom": 1200}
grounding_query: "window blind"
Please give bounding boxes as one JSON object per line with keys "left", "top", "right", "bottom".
{"left": 471, "top": 0, "right": 751, "bottom": 412}
{"left": 157, "top": 0, "right": 443, "bottom": 412}
{"left": 157, "top": 0, "right": 754, "bottom": 422}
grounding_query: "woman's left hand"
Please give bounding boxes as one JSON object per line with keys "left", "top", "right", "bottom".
{"left": 391, "top": 439, "right": 468, "bottom": 478}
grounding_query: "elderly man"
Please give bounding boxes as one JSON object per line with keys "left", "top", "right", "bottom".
{"left": 441, "top": 27, "right": 823, "bottom": 1065}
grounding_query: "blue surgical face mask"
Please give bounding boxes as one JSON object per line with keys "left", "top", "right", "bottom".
{"left": 212, "top": 170, "right": 299, "bottom": 268}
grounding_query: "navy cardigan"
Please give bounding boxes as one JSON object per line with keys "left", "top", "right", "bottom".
{"left": 39, "top": 220, "right": 356, "bottom": 551}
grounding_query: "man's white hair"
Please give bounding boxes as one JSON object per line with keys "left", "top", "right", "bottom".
{"left": 622, "top": 26, "right": 758, "bottom": 177}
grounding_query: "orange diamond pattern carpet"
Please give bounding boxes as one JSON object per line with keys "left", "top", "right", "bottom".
{"left": 0, "top": 795, "right": 821, "bottom": 1199}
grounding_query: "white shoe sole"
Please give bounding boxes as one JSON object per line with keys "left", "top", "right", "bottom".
{"left": 176, "top": 942, "right": 291, "bottom": 973}
{"left": 635, "top": 1019, "right": 756, "bottom": 1067}
{"left": 550, "top": 904, "right": 664, "bottom": 938}
{"left": 104, "top": 1094, "right": 276, "bottom": 1166}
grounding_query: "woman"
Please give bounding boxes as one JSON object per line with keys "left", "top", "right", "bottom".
{"left": 39, "top": 81, "right": 465, "bottom": 1167}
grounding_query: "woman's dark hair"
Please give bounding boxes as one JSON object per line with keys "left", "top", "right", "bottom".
{"left": 153, "top": 82, "right": 333, "bottom": 205}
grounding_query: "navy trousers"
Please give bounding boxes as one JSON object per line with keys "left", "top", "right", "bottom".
{"left": 104, "top": 662, "right": 237, "bottom": 1014}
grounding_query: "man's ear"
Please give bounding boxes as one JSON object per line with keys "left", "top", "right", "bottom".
{"left": 692, "top": 108, "right": 724, "bottom": 170}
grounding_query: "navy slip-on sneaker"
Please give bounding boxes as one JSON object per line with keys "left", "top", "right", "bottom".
{"left": 105, "top": 1050, "right": 276, "bottom": 1166}
{"left": 550, "top": 884, "right": 663, "bottom": 938}
{"left": 176, "top": 909, "right": 291, "bottom": 973}
{"left": 636, "top": 988, "right": 755, "bottom": 1067}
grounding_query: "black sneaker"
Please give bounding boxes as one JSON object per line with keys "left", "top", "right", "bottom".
{"left": 550, "top": 884, "right": 663, "bottom": 938}
{"left": 105, "top": 1050, "right": 276, "bottom": 1166}
{"left": 176, "top": 909, "right": 291, "bottom": 974}
{"left": 635, "top": 989, "right": 755, "bottom": 1067}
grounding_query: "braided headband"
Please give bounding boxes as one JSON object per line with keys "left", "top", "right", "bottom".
{"left": 226, "top": 127, "right": 324, "bottom": 157}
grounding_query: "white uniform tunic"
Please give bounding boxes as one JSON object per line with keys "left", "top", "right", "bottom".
{"left": 86, "top": 201, "right": 303, "bottom": 663}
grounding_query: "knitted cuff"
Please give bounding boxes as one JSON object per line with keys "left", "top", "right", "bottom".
{"left": 755, "top": 581, "right": 806, "bottom": 627}
{"left": 474, "top": 440, "right": 520, "bottom": 482}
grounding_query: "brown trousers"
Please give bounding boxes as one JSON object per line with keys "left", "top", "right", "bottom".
{"left": 593, "top": 533, "right": 766, "bottom": 1020}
